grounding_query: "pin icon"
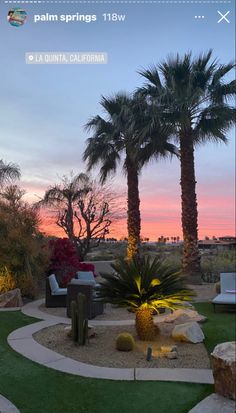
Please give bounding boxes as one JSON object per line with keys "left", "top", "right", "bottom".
{"left": 28, "top": 55, "right": 34, "bottom": 61}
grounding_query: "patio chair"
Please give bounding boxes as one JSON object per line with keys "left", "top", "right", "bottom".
{"left": 66, "top": 279, "right": 104, "bottom": 319}
{"left": 212, "top": 272, "right": 236, "bottom": 312}
{"left": 45, "top": 274, "right": 67, "bottom": 308}
{"left": 75, "top": 271, "right": 101, "bottom": 288}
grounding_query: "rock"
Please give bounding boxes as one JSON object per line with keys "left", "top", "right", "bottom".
{"left": 164, "top": 309, "right": 207, "bottom": 324}
{"left": 188, "top": 393, "right": 235, "bottom": 413}
{"left": 0, "top": 288, "right": 23, "bottom": 308}
{"left": 88, "top": 327, "right": 96, "bottom": 339}
{"left": 211, "top": 342, "right": 236, "bottom": 400}
{"left": 166, "top": 351, "right": 178, "bottom": 359}
{"left": 160, "top": 345, "right": 177, "bottom": 353}
{"left": 172, "top": 322, "right": 204, "bottom": 343}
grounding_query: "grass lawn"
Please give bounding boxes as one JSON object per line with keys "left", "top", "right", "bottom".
{"left": 0, "top": 303, "right": 234, "bottom": 413}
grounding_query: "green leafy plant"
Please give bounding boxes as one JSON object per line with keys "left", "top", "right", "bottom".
{"left": 97, "top": 257, "right": 195, "bottom": 341}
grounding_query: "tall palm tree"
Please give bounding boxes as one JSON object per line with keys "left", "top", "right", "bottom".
{"left": 84, "top": 93, "right": 176, "bottom": 259}
{"left": 0, "top": 160, "right": 20, "bottom": 187}
{"left": 96, "top": 256, "right": 194, "bottom": 340}
{"left": 139, "top": 51, "right": 236, "bottom": 282}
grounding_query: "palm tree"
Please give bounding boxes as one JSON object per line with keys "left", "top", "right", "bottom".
{"left": 139, "top": 51, "right": 236, "bottom": 282}
{"left": 96, "top": 256, "right": 194, "bottom": 340}
{"left": 84, "top": 93, "right": 177, "bottom": 259}
{"left": 0, "top": 160, "right": 20, "bottom": 187}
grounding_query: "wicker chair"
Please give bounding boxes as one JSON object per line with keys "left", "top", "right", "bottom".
{"left": 45, "top": 277, "right": 67, "bottom": 308}
{"left": 67, "top": 280, "right": 104, "bottom": 319}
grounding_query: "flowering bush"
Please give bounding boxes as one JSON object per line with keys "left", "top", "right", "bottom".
{"left": 48, "top": 238, "right": 95, "bottom": 286}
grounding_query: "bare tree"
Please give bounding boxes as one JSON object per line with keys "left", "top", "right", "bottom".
{"left": 40, "top": 173, "right": 124, "bottom": 260}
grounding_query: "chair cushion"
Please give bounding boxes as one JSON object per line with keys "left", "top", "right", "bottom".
{"left": 52, "top": 288, "right": 67, "bottom": 296}
{"left": 220, "top": 273, "right": 236, "bottom": 294}
{"left": 76, "top": 271, "right": 96, "bottom": 285}
{"left": 70, "top": 279, "right": 95, "bottom": 286}
{"left": 48, "top": 274, "right": 59, "bottom": 293}
{"left": 212, "top": 293, "right": 236, "bottom": 305}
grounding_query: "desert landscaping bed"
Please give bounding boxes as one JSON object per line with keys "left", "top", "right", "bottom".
{"left": 34, "top": 322, "right": 210, "bottom": 369}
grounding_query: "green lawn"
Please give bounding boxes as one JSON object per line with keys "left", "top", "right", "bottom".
{"left": 0, "top": 303, "right": 234, "bottom": 413}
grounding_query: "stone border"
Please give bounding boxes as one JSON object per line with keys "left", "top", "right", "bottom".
{"left": 7, "top": 299, "right": 214, "bottom": 383}
{"left": 0, "top": 307, "right": 21, "bottom": 312}
{"left": 0, "top": 394, "right": 20, "bottom": 413}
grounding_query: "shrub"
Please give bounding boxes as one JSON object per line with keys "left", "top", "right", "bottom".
{"left": 201, "top": 250, "right": 236, "bottom": 283}
{"left": 116, "top": 333, "right": 135, "bottom": 351}
{"left": 48, "top": 238, "right": 95, "bottom": 286}
{"left": 215, "top": 281, "right": 221, "bottom": 294}
{"left": 0, "top": 267, "right": 17, "bottom": 293}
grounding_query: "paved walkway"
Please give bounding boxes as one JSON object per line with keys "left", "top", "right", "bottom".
{"left": 5, "top": 299, "right": 214, "bottom": 383}
{"left": 0, "top": 394, "right": 20, "bottom": 413}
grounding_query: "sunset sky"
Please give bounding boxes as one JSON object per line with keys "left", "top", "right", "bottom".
{"left": 0, "top": 1, "right": 235, "bottom": 240}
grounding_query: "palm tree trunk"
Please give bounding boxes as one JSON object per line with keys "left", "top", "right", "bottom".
{"left": 126, "top": 155, "right": 141, "bottom": 260}
{"left": 135, "top": 307, "right": 159, "bottom": 341}
{"left": 180, "top": 132, "right": 202, "bottom": 283}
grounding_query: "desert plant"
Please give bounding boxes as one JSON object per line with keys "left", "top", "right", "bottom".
{"left": 116, "top": 333, "right": 135, "bottom": 351}
{"left": 70, "top": 293, "right": 88, "bottom": 345}
{"left": 0, "top": 267, "right": 17, "bottom": 293}
{"left": 97, "top": 256, "right": 194, "bottom": 341}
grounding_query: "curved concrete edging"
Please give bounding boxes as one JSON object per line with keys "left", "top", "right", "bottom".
{"left": 7, "top": 299, "right": 214, "bottom": 383}
{"left": 0, "top": 394, "right": 20, "bottom": 413}
{"left": 0, "top": 307, "right": 21, "bottom": 312}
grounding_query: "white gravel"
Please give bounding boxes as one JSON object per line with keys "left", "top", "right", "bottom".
{"left": 34, "top": 322, "right": 210, "bottom": 369}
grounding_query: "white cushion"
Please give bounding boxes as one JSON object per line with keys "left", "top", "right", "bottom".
{"left": 70, "top": 279, "right": 94, "bottom": 286}
{"left": 220, "top": 273, "right": 236, "bottom": 293}
{"left": 212, "top": 293, "right": 236, "bottom": 305}
{"left": 48, "top": 274, "right": 59, "bottom": 293}
{"left": 52, "top": 288, "right": 67, "bottom": 296}
{"left": 77, "top": 271, "right": 96, "bottom": 285}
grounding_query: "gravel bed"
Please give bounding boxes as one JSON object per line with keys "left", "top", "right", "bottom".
{"left": 34, "top": 322, "right": 210, "bottom": 369}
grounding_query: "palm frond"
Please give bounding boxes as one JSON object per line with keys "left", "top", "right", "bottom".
{"left": 0, "top": 160, "right": 20, "bottom": 185}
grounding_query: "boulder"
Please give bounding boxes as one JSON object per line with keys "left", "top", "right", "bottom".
{"left": 0, "top": 288, "right": 23, "bottom": 308}
{"left": 164, "top": 309, "right": 207, "bottom": 324}
{"left": 172, "top": 321, "right": 205, "bottom": 343}
{"left": 160, "top": 345, "right": 177, "bottom": 353}
{"left": 166, "top": 351, "right": 178, "bottom": 359}
{"left": 188, "top": 393, "right": 235, "bottom": 413}
{"left": 211, "top": 342, "right": 236, "bottom": 400}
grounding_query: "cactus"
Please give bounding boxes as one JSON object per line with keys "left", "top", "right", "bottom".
{"left": 116, "top": 332, "right": 135, "bottom": 351}
{"left": 70, "top": 293, "right": 88, "bottom": 345}
{"left": 77, "top": 293, "right": 87, "bottom": 345}
{"left": 83, "top": 319, "right": 88, "bottom": 345}
{"left": 71, "top": 300, "right": 78, "bottom": 342}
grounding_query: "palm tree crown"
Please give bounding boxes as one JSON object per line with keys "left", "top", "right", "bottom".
{"left": 0, "top": 160, "right": 20, "bottom": 187}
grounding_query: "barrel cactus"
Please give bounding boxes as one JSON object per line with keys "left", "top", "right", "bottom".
{"left": 116, "top": 332, "right": 135, "bottom": 351}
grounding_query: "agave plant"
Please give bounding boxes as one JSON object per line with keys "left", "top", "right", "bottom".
{"left": 97, "top": 257, "right": 195, "bottom": 341}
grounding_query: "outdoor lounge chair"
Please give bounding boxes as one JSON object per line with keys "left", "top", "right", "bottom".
{"left": 66, "top": 279, "right": 104, "bottom": 319}
{"left": 212, "top": 272, "right": 236, "bottom": 312}
{"left": 45, "top": 274, "right": 67, "bottom": 308}
{"left": 75, "top": 271, "right": 101, "bottom": 288}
